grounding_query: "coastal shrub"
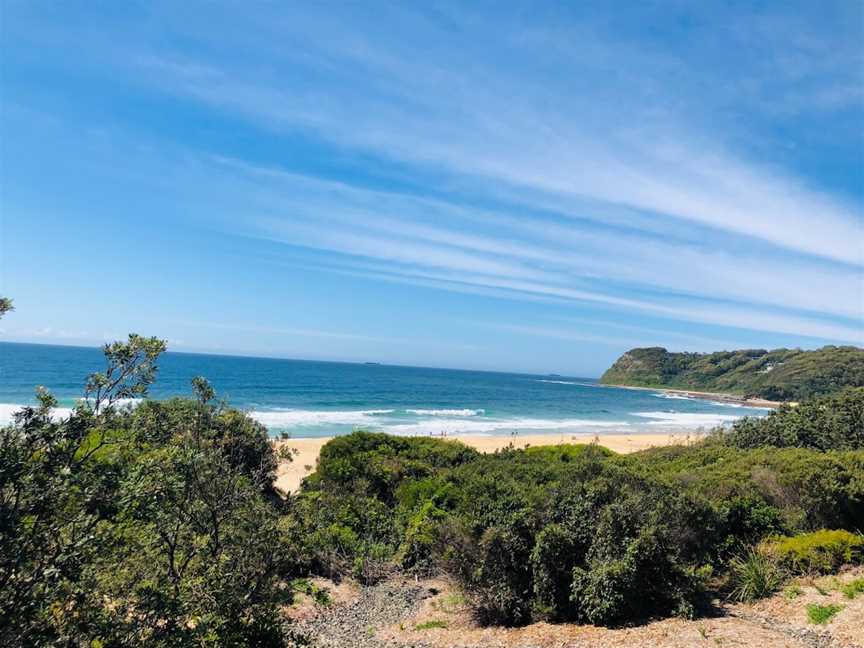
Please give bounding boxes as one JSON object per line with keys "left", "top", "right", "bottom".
{"left": 531, "top": 523, "right": 583, "bottom": 620}
{"left": 438, "top": 455, "right": 539, "bottom": 626}
{"left": 457, "top": 520, "right": 536, "bottom": 626}
{"left": 631, "top": 445, "right": 864, "bottom": 532}
{"left": 289, "top": 429, "right": 864, "bottom": 628}
{"left": 710, "top": 496, "right": 787, "bottom": 560}
{"left": 567, "top": 490, "right": 711, "bottom": 624}
{"left": 287, "top": 487, "right": 399, "bottom": 581}
{"left": 290, "top": 433, "right": 477, "bottom": 579}
{"left": 395, "top": 480, "right": 455, "bottom": 570}
{"left": 439, "top": 450, "right": 714, "bottom": 626}
{"left": 761, "top": 530, "right": 864, "bottom": 574}
{"left": 307, "top": 431, "right": 478, "bottom": 505}
{"left": 718, "top": 388, "right": 864, "bottom": 451}
{"left": 95, "top": 442, "right": 291, "bottom": 646}
{"left": 130, "top": 394, "right": 281, "bottom": 490}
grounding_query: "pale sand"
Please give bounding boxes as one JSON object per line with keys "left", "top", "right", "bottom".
{"left": 273, "top": 432, "right": 703, "bottom": 494}
{"left": 607, "top": 384, "right": 784, "bottom": 409}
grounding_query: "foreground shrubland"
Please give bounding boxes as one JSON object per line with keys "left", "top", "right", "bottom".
{"left": 289, "top": 387, "right": 864, "bottom": 627}
{"left": 2, "top": 333, "right": 862, "bottom": 645}
{"left": 0, "top": 337, "right": 297, "bottom": 646}
{"left": 290, "top": 431, "right": 864, "bottom": 627}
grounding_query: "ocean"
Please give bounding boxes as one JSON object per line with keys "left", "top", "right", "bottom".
{"left": 0, "top": 341, "right": 769, "bottom": 437}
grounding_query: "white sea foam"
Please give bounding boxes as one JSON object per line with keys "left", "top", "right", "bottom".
{"left": 385, "top": 417, "right": 630, "bottom": 436}
{"left": 652, "top": 392, "right": 694, "bottom": 401}
{"left": 0, "top": 403, "right": 75, "bottom": 425}
{"left": 249, "top": 409, "right": 393, "bottom": 427}
{"left": 0, "top": 397, "right": 147, "bottom": 426}
{"left": 632, "top": 411, "right": 742, "bottom": 427}
{"left": 536, "top": 379, "right": 580, "bottom": 385}
{"left": 406, "top": 408, "right": 484, "bottom": 417}
{"left": 95, "top": 397, "right": 142, "bottom": 407}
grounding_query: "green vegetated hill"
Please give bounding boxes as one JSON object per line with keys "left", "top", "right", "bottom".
{"left": 600, "top": 345, "right": 864, "bottom": 401}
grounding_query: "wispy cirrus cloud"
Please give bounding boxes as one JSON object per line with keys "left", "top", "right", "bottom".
{"left": 133, "top": 10, "right": 864, "bottom": 267}
{"left": 3, "top": 1, "right": 861, "bottom": 367}
{"left": 182, "top": 154, "right": 861, "bottom": 343}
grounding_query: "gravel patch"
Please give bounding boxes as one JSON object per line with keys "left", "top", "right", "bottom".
{"left": 286, "top": 574, "right": 864, "bottom": 648}
{"left": 726, "top": 608, "right": 836, "bottom": 648}
{"left": 288, "top": 579, "right": 434, "bottom": 648}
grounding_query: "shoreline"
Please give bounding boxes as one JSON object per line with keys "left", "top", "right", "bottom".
{"left": 604, "top": 383, "right": 785, "bottom": 409}
{"left": 273, "top": 431, "right": 704, "bottom": 494}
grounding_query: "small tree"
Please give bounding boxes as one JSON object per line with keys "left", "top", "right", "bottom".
{"left": 84, "top": 334, "right": 166, "bottom": 413}
{"left": 0, "top": 334, "right": 169, "bottom": 643}
{"left": 0, "top": 333, "right": 295, "bottom": 646}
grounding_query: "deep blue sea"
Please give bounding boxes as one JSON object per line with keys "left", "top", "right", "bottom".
{"left": 0, "top": 342, "right": 769, "bottom": 437}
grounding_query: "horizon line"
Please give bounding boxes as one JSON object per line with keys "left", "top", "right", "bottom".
{"left": 0, "top": 338, "right": 602, "bottom": 381}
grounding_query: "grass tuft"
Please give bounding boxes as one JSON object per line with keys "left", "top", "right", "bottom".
{"left": 806, "top": 603, "right": 843, "bottom": 625}
{"left": 290, "top": 578, "right": 332, "bottom": 606}
{"left": 432, "top": 591, "right": 466, "bottom": 613}
{"left": 414, "top": 619, "right": 448, "bottom": 630}
{"left": 729, "top": 549, "right": 785, "bottom": 602}
{"left": 841, "top": 578, "right": 864, "bottom": 599}
{"left": 783, "top": 585, "right": 802, "bottom": 600}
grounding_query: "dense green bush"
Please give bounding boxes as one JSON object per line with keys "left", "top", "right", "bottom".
{"left": 717, "top": 388, "right": 864, "bottom": 451}
{"left": 630, "top": 444, "right": 864, "bottom": 533}
{"left": 419, "top": 447, "right": 713, "bottom": 625}
{"left": 307, "top": 431, "right": 479, "bottom": 504}
{"left": 289, "top": 427, "right": 864, "bottom": 627}
{"left": 762, "top": 529, "right": 864, "bottom": 574}
{"left": 287, "top": 432, "right": 478, "bottom": 582}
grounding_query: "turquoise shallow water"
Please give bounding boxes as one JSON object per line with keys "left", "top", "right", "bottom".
{"left": 0, "top": 342, "right": 769, "bottom": 437}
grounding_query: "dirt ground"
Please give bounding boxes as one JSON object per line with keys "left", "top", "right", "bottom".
{"left": 288, "top": 569, "right": 864, "bottom": 648}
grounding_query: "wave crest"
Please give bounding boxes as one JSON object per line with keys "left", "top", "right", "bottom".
{"left": 406, "top": 408, "right": 484, "bottom": 417}
{"left": 632, "top": 411, "right": 740, "bottom": 427}
{"left": 0, "top": 403, "right": 74, "bottom": 425}
{"left": 386, "top": 417, "right": 629, "bottom": 436}
{"left": 249, "top": 409, "right": 393, "bottom": 427}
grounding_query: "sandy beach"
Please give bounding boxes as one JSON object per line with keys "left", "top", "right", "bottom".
{"left": 274, "top": 431, "right": 704, "bottom": 494}
{"left": 605, "top": 384, "right": 784, "bottom": 409}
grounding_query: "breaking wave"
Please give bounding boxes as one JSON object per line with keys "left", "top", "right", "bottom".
{"left": 0, "top": 403, "right": 74, "bottom": 425}
{"left": 632, "top": 411, "right": 741, "bottom": 427}
{"left": 385, "top": 417, "right": 630, "bottom": 436}
{"left": 249, "top": 409, "right": 394, "bottom": 427}
{"left": 406, "top": 408, "right": 484, "bottom": 417}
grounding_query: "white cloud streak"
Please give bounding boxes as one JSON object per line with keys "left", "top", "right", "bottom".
{"left": 182, "top": 155, "right": 861, "bottom": 344}
{"left": 136, "top": 31, "right": 864, "bottom": 266}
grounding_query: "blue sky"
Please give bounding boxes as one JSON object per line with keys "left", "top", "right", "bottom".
{"left": 0, "top": 1, "right": 862, "bottom": 376}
